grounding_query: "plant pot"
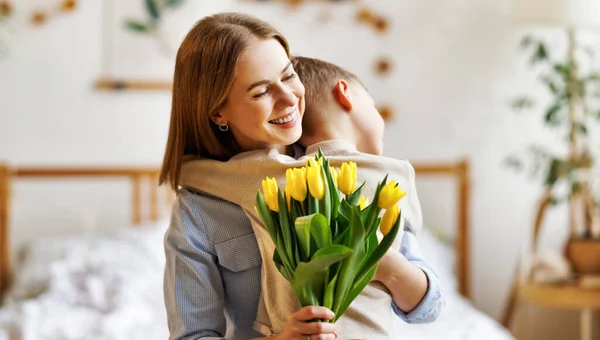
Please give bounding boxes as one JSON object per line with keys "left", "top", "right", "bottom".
{"left": 565, "top": 239, "right": 600, "bottom": 274}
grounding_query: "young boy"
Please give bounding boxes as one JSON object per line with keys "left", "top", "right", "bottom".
{"left": 179, "top": 57, "right": 444, "bottom": 338}
{"left": 291, "top": 53, "right": 444, "bottom": 317}
{"left": 291, "top": 56, "right": 385, "bottom": 157}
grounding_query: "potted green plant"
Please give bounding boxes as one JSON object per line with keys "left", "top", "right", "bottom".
{"left": 507, "top": 30, "right": 600, "bottom": 274}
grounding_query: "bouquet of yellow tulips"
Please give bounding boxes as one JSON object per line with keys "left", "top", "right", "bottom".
{"left": 255, "top": 149, "right": 405, "bottom": 322}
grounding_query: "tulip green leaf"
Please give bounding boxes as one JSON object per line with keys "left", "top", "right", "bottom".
{"left": 320, "top": 165, "right": 332, "bottom": 224}
{"left": 278, "top": 190, "right": 295, "bottom": 267}
{"left": 332, "top": 206, "right": 365, "bottom": 316}
{"left": 293, "top": 245, "right": 353, "bottom": 307}
{"left": 273, "top": 250, "right": 292, "bottom": 282}
{"left": 323, "top": 273, "right": 338, "bottom": 310}
{"left": 355, "top": 210, "right": 401, "bottom": 287}
{"left": 307, "top": 213, "right": 332, "bottom": 249}
{"left": 256, "top": 191, "right": 278, "bottom": 242}
{"left": 345, "top": 181, "right": 366, "bottom": 205}
{"left": 323, "top": 158, "right": 341, "bottom": 220}
{"left": 334, "top": 264, "right": 378, "bottom": 321}
{"left": 294, "top": 215, "right": 313, "bottom": 258}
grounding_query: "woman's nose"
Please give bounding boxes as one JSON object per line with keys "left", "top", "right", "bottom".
{"left": 276, "top": 85, "right": 297, "bottom": 109}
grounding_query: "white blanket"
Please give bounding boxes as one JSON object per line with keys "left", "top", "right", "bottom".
{"left": 0, "top": 221, "right": 514, "bottom": 340}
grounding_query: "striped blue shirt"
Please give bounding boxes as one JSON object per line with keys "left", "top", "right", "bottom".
{"left": 164, "top": 189, "right": 444, "bottom": 340}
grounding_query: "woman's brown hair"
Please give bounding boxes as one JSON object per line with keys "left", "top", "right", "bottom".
{"left": 159, "top": 13, "right": 290, "bottom": 190}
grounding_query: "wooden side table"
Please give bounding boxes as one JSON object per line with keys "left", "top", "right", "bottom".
{"left": 518, "top": 284, "right": 600, "bottom": 340}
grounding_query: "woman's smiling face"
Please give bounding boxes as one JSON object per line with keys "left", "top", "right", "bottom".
{"left": 212, "top": 38, "right": 306, "bottom": 152}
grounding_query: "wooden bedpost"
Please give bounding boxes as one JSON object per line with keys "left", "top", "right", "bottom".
{"left": 0, "top": 164, "right": 11, "bottom": 298}
{"left": 457, "top": 159, "right": 471, "bottom": 299}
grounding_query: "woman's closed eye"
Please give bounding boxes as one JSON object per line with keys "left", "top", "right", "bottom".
{"left": 252, "top": 73, "right": 298, "bottom": 99}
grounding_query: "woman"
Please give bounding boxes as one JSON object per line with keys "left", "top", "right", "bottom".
{"left": 159, "top": 13, "right": 335, "bottom": 340}
{"left": 160, "top": 12, "right": 442, "bottom": 340}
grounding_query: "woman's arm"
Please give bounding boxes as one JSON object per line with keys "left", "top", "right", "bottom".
{"left": 164, "top": 191, "right": 337, "bottom": 340}
{"left": 373, "top": 226, "right": 445, "bottom": 324}
{"left": 164, "top": 198, "right": 229, "bottom": 339}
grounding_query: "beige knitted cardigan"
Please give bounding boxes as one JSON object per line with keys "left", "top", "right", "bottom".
{"left": 179, "top": 140, "right": 422, "bottom": 339}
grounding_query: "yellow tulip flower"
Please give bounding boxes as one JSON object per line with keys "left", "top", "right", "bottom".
{"left": 337, "top": 161, "right": 357, "bottom": 195}
{"left": 306, "top": 158, "right": 325, "bottom": 200}
{"left": 305, "top": 156, "right": 323, "bottom": 168}
{"left": 357, "top": 196, "right": 369, "bottom": 211}
{"left": 329, "top": 166, "right": 339, "bottom": 187}
{"left": 380, "top": 204, "right": 399, "bottom": 236}
{"left": 377, "top": 180, "right": 406, "bottom": 209}
{"left": 261, "top": 177, "right": 279, "bottom": 212}
{"left": 286, "top": 167, "right": 307, "bottom": 201}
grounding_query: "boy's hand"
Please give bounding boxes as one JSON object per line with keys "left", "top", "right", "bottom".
{"left": 372, "top": 249, "right": 403, "bottom": 284}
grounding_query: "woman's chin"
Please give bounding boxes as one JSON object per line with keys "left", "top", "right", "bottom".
{"left": 272, "top": 126, "right": 302, "bottom": 146}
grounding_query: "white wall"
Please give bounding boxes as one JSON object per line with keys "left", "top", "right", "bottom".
{"left": 1, "top": 1, "right": 598, "bottom": 339}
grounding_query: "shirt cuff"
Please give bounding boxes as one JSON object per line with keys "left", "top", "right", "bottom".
{"left": 391, "top": 265, "right": 443, "bottom": 324}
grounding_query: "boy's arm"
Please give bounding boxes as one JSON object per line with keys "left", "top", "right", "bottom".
{"left": 373, "top": 225, "right": 445, "bottom": 324}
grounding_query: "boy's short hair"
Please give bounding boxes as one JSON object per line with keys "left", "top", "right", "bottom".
{"left": 291, "top": 56, "right": 363, "bottom": 136}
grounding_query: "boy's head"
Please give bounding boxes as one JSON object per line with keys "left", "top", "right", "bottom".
{"left": 291, "top": 56, "right": 385, "bottom": 155}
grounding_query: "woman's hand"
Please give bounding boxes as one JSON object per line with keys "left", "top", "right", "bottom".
{"left": 276, "top": 306, "right": 337, "bottom": 339}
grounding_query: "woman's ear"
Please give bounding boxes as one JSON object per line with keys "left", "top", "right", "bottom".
{"left": 332, "top": 79, "right": 353, "bottom": 111}
{"left": 209, "top": 111, "right": 226, "bottom": 125}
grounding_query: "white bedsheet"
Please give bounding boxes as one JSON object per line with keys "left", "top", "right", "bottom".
{"left": 0, "top": 221, "right": 514, "bottom": 340}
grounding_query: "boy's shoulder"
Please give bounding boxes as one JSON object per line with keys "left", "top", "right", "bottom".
{"left": 304, "top": 140, "right": 415, "bottom": 172}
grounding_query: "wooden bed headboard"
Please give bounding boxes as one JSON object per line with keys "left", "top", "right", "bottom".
{"left": 0, "top": 164, "right": 171, "bottom": 299}
{"left": 0, "top": 160, "right": 471, "bottom": 301}
{"left": 412, "top": 160, "right": 471, "bottom": 300}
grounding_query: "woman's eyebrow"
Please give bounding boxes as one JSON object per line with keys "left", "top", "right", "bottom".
{"left": 246, "top": 62, "right": 292, "bottom": 92}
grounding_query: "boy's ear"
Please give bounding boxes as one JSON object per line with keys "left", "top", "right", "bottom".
{"left": 333, "top": 79, "right": 353, "bottom": 112}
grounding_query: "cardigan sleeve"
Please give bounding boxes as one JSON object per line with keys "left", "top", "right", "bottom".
{"left": 163, "top": 191, "right": 228, "bottom": 340}
{"left": 392, "top": 227, "right": 445, "bottom": 324}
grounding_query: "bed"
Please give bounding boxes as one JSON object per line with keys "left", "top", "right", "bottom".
{"left": 0, "top": 161, "right": 514, "bottom": 340}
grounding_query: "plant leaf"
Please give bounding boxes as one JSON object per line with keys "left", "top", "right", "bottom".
{"left": 576, "top": 123, "right": 588, "bottom": 135}
{"left": 519, "top": 35, "right": 533, "bottom": 50}
{"left": 308, "top": 213, "right": 332, "bottom": 249}
{"left": 165, "top": 0, "right": 186, "bottom": 8}
{"left": 544, "top": 102, "right": 562, "bottom": 125}
{"left": 365, "top": 227, "right": 379, "bottom": 257}
{"left": 504, "top": 155, "right": 524, "bottom": 171}
{"left": 511, "top": 96, "right": 534, "bottom": 111}
{"left": 334, "top": 264, "right": 378, "bottom": 322}
{"left": 544, "top": 158, "right": 563, "bottom": 187}
{"left": 293, "top": 245, "right": 353, "bottom": 307}
{"left": 355, "top": 210, "right": 402, "bottom": 286}
{"left": 323, "top": 158, "right": 340, "bottom": 221}
{"left": 333, "top": 228, "right": 349, "bottom": 245}
{"left": 363, "top": 176, "right": 386, "bottom": 235}
{"left": 273, "top": 250, "right": 292, "bottom": 282}
{"left": 145, "top": 0, "right": 160, "bottom": 20}
{"left": 124, "top": 19, "right": 152, "bottom": 33}
{"left": 530, "top": 42, "right": 549, "bottom": 65}
{"left": 323, "top": 273, "right": 338, "bottom": 310}
{"left": 256, "top": 192, "right": 279, "bottom": 243}
{"left": 332, "top": 206, "right": 365, "bottom": 316}
{"left": 346, "top": 181, "right": 366, "bottom": 206}
{"left": 540, "top": 75, "right": 560, "bottom": 94}
{"left": 294, "top": 215, "right": 313, "bottom": 259}
{"left": 320, "top": 163, "right": 332, "bottom": 224}
{"left": 278, "top": 189, "right": 295, "bottom": 268}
